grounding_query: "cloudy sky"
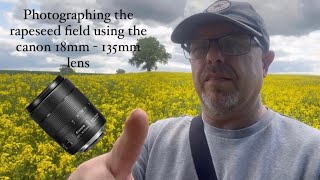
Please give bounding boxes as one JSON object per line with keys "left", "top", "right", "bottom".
{"left": 0, "top": 0, "right": 319, "bottom": 74}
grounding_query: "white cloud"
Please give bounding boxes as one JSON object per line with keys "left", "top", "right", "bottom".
{"left": 271, "top": 30, "right": 320, "bottom": 62}
{"left": 10, "top": 51, "right": 27, "bottom": 57}
{"left": 0, "top": 0, "right": 18, "bottom": 4}
{"left": 0, "top": 26, "right": 6, "bottom": 36}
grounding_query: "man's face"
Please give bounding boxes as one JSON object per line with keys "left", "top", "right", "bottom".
{"left": 189, "top": 22, "right": 269, "bottom": 116}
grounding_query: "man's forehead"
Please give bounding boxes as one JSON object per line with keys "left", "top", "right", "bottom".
{"left": 194, "top": 21, "right": 242, "bottom": 38}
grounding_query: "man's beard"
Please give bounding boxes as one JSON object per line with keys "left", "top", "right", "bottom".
{"left": 201, "top": 89, "right": 239, "bottom": 116}
{"left": 199, "top": 62, "right": 240, "bottom": 116}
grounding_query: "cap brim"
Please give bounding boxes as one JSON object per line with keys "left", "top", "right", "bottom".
{"left": 171, "top": 13, "right": 263, "bottom": 44}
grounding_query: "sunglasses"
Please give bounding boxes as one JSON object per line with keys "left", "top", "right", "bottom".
{"left": 181, "top": 33, "right": 263, "bottom": 59}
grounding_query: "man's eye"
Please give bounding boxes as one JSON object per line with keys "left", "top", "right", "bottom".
{"left": 191, "top": 45, "right": 207, "bottom": 52}
{"left": 223, "top": 40, "right": 241, "bottom": 49}
{"left": 191, "top": 47, "right": 207, "bottom": 55}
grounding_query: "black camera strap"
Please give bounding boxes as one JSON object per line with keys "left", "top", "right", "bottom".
{"left": 189, "top": 115, "right": 218, "bottom": 180}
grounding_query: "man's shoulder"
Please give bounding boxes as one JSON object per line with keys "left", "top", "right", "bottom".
{"left": 274, "top": 112, "right": 320, "bottom": 143}
{"left": 146, "top": 115, "right": 193, "bottom": 143}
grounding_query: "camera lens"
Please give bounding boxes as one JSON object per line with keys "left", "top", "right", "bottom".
{"left": 26, "top": 75, "right": 106, "bottom": 155}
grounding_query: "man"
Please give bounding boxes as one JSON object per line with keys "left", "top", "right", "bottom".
{"left": 69, "top": 1, "right": 320, "bottom": 180}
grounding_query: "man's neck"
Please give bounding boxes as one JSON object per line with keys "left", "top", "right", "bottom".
{"left": 202, "top": 100, "right": 267, "bottom": 130}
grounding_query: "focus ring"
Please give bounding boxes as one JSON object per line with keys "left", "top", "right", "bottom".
{"left": 41, "top": 88, "right": 89, "bottom": 132}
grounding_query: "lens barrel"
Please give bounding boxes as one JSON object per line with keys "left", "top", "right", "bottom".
{"left": 26, "top": 75, "right": 106, "bottom": 155}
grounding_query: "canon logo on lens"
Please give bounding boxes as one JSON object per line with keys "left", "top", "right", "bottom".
{"left": 26, "top": 75, "right": 106, "bottom": 155}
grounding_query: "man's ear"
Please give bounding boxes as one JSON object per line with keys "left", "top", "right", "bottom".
{"left": 262, "top": 50, "right": 275, "bottom": 77}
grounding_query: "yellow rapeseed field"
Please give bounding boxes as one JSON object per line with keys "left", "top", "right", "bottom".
{"left": 0, "top": 72, "right": 319, "bottom": 179}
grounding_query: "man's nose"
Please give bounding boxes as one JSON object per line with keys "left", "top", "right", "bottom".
{"left": 205, "top": 42, "right": 224, "bottom": 64}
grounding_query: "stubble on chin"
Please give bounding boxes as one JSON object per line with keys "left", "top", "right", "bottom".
{"left": 201, "top": 89, "right": 240, "bottom": 116}
{"left": 196, "top": 62, "right": 240, "bottom": 116}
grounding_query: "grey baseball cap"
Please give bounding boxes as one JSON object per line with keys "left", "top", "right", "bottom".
{"left": 171, "top": 0, "right": 270, "bottom": 52}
